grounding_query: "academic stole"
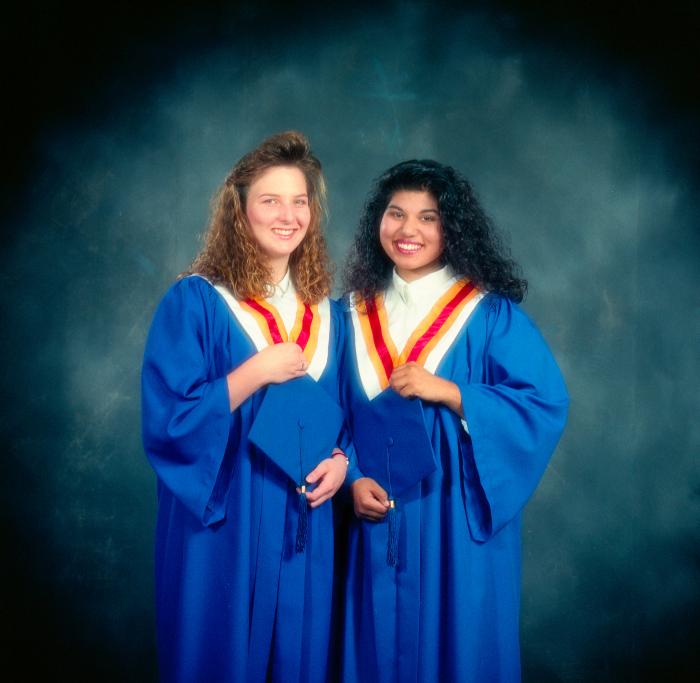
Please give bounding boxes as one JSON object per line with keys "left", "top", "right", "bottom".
{"left": 241, "top": 294, "right": 321, "bottom": 552}
{"left": 240, "top": 296, "right": 320, "bottom": 362}
{"left": 357, "top": 279, "right": 478, "bottom": 390}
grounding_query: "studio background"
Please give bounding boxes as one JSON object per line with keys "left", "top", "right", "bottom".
{"left": 2, "top": 1, "right": 698, "bottom": 681}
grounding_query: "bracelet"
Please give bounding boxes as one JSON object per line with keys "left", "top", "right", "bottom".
{"left": 331, "top": 448, "right": 349, "bottom": 466}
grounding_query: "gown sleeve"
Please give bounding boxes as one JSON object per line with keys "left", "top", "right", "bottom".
{"left": 456, "top": 296, "right": 569, "bottom": 542}
{"left": 141, "top": 277, "right": 233, "bottom": 527}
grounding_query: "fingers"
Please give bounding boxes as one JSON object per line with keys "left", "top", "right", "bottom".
{"left": 279, "top": 343, "right": 308, "bottom": 369}
{"left": 389, "top": 362, "right": 436, "bottom": 399}
{"left": 356, "top": 508, "right": 388, "bottom": 521}
{"left": 351, "top": 478, "right": 388, "bottom": 502}
{"left": 261, "top": 342, "right": 310, "bottom": 384}
{"left": 355, "top": 505, "right": 388, "bottom": 521}
{"left": 365, "top": 480, "right": 389, "bottom": 504}
{"left": 304, "top": 459, "right": 344, "bottom": 507}
{"left": 305, "top": 475, "right": 342, "bottom": 508}
{"left": 390, "top": 381, "right": 414, "bottom": 399}
{"left": 307, "top": 488, "right": 334, "bottom": 509}
{"left": 359, "top": 495, "right": 390, "bottom": 516}
{"left": 352, "top": 478, "right": 390, "bottom": 520}
{"left": 295, "top": 353, "right": 308, "bottom": 374}
{"left": 305, "top": 460, "right": 328, "bottom": 485}
{"left": 390, "top": 362, "right": 415, "bottom": 377}
{"left": 291, "top": 352, "right": 308, "bottom": 379}
{"left": 290, "top": 347, "right": 308, "bottom": 377}
{"left": 304, "top": 477, "right": 332, "bottom": 504}
{"left": 389, "top": 365, "right": 414, "bottom": 396}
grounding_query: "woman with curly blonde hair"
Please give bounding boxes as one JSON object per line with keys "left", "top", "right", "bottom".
{"left": 142, "top": 131, "right": 349, "bottom": 682}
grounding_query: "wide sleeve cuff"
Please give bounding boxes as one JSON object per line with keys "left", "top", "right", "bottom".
{"left": 453, "top": 297, "right": 568, "bottom": 542}
{"left": 142, "top": 278, "right": 235, "bottom": 527}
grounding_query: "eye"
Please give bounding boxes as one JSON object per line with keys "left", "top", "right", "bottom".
{"left": 421, "top": 214, "right": 438, "bottom": 222}
{"left": 295, "top": 198, "right": 309, "bottom": 206}
{"left": 263, "top": 197, "right": 278, "bottom": 205}
{"left": 388, "top": 210, "right": 404, "bottom": 219}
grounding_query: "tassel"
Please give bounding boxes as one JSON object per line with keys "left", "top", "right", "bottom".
{"left": 296, "top": 485, "right": 308, "bottom": 553}
{"left": 386, "top": 499, "right": 399, "bottom": 567}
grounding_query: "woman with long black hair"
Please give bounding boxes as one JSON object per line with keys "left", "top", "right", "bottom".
{"left": 339, "top": 159, "right": 568, "bottom": 682}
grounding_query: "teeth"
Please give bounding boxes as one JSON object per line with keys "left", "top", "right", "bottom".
{"left": 396, "top": 241, "right": 421, "bottom": 252}
{"left": 272, "top": 228, "right": 294, "bottom": 236}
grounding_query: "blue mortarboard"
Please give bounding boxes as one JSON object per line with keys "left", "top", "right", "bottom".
{"left": 351, "top": 388, "right": 436, "bottom": 566}
{"left": 248, "top": 374, "right": 345, "bottom": 552}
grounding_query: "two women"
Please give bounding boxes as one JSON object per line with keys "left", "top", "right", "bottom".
{"left": 142, "top": 133, "right": 568, "bottom": 682}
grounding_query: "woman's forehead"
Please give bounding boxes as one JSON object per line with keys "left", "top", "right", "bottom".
{"left": 387, "top": 189, "right": 439, "bottom": 210}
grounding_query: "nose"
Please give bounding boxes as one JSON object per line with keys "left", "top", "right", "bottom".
{"left": 278, "top": 201, "right": 294, "bottom": 223}
{"left": 400, "top": 215, "right": 420, "bottom": 236}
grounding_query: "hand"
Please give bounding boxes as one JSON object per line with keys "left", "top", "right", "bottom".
{"left": 226, "top": 342, "right": 308, "bottom": 412}
{"left": 389, "top": 362, "right": 463, "bottom": 415}
{"left": 303, "top": 455, "right": 348, "bottom": 508}
{"left": 256, "top": 342, "right": 308, "bottom": 385}
{"left": 351, "top": 477, "right": 390, "bottom": 521}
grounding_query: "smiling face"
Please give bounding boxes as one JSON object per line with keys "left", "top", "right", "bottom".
{"left": 245, "top": 165, "right": 311, "bottom": 280}
{"left": 378, "top": 189, "right": 444, "bottom": 282}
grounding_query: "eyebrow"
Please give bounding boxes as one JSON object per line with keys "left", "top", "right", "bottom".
{"left": 257, "top": 192, "right": 309, "bottom": 198}
{"left": 386, "top": 203, "right": 439, "bottom": 213}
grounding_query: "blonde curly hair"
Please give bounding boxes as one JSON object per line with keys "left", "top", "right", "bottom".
{"left": 184, "top": 131, "right": 332, "bottom": 303}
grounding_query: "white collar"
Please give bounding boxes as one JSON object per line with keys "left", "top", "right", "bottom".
{"left": 388, "top": 265, "right": 458, "bottom": 307}
{"left": 268, "top": 269, "right": 293, "bottom": 302}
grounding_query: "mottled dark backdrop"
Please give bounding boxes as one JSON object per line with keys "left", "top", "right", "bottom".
{"left": 2, "top": 1, "right": 698, "bottom": 681}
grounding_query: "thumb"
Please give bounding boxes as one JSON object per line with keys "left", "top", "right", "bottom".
{"left": 305, "top": 460, "right": 329, "bottom": 484}
{"left": 368, "top": 480, "right": 389, "bottom": 505}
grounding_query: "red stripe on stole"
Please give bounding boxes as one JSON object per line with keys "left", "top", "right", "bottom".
{"left": 405, "top": 282, "right": 475, "bottom": 363}
{"left": 366, "top": 298, "right": 394, "bottom": 383}
{"left": 295, "top": 303, "right": 314, "bottom": 350}
{"left": 243, "top": 298, "right": 285, "bottom": 344}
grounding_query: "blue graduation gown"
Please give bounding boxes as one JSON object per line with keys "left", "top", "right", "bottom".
{"left": 340, "top": 294, "right": 568, "bottom": 683}
{"left": 141, "top": 276, "right": 343, "bottom": 683}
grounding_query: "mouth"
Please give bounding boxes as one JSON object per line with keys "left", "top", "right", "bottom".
{"left": 271, "top": 227, "right": 297, "bottom": 240}
{"left": 394, "top": 240, "right": 423, "bottom": 255}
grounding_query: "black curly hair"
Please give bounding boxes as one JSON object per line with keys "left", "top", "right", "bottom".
{"left": 343, "top": 159, "right": 527, "bottom": 303}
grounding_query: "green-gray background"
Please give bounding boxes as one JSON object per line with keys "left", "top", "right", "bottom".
{"left": 2, "top": 1, "right": 698, "bottom": 680}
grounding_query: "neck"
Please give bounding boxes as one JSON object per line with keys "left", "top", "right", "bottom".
{"left": 395, "top": 263, "right": 443, "bottom": 283}
{"left": 268, "top": 257, "right": 290, "bottom": 285}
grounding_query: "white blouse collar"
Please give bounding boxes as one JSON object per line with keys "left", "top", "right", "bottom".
{"left": 268, "top": 269, "right": 294, "bottom": 302}
{"left": 388, "top": 265, "right": 457, "bottom": 307}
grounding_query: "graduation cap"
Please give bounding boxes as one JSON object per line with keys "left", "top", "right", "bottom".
{"left": 351, "top": 389, "right": 436, "bottom": 566}
{"left": 248, "top": 374, "right": 345, "bottom": 553}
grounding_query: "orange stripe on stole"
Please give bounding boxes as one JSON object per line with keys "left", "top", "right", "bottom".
{"left": 399, "top": 280, "right": 477, "bottom": 365}
{"left": 241, "top": 296, "right": 321, "bottom": 363}
{"left": 356, "top": 280, "right": 476, "bottom": 390}
{"left": 240, "top": 298, "right": 288, "bottom": 344}
{"left": 357, "top": 296, "right": 396, "bottom": 390}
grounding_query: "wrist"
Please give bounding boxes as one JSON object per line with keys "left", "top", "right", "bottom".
{"left": 439, "top": 378, "right": 462, "bottom": 415}
{"left": 331, "top": 448, "right": 349, "bottom": 466}
{"left": 247, "top": 351, "right": 271, "bottom": 387}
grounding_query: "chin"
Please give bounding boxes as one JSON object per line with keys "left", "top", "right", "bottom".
{"left": 396, "top": 257, "right": 429, "bottom": 270}
{"left": 267, "top": 240, "right": 302, "bottom": 257}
